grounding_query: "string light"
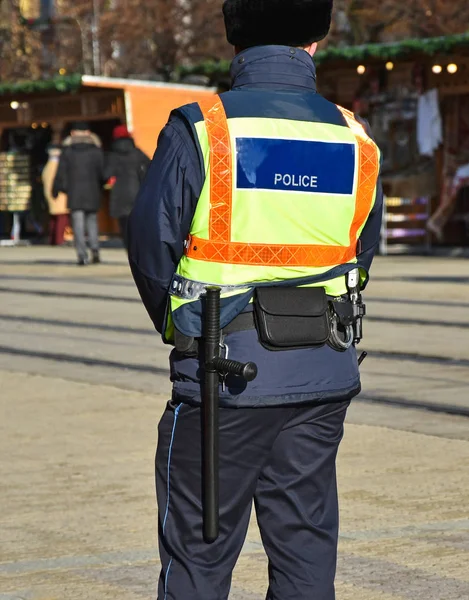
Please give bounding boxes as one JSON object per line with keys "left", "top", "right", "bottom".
{"left": 31, "top": 123, "right": 38, "bottom": 129}
{"left": 10, "top": 101, "right": 19, "bottom": 110}
{"left": 357, "top": 65, "right": 366, "bottom": 75}
{"left": 59, "top": 68, "right": 67, "bottom": 76}
{"left": 447, "top": 64, "right": 458, "bottom": 74}
{"left": 432, "top": 64, "right": 442, "bottom": 74}
{"left": 41, "top": 122, "right": 49, "bottom": 128}
{"left": 386, "top": 62, "right": 394, "bottom": 71}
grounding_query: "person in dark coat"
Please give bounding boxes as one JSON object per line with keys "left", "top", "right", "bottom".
{"left": 53, "top": 122, "right": 104, "bottom": 265}
{"left": 104, "top": 125, "right": 150, "bottom": 249}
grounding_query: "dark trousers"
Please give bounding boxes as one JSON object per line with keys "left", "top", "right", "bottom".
{"left": 118, "top": 215, "right": 129, "bottom": 249}
{"left": 156, "top": 399, "right": 350, "bottom": 600}
{"left": 49, "top": 214, "right": 69, "bottom": 246}
{"left": 71, "top": 210, "right": 99, "bottom": 261}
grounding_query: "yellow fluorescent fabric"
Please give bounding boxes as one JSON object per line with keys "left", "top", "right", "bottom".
{"left": 165, "top": 102, "right": 380, "bottom": 338}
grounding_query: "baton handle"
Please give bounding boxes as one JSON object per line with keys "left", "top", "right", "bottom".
{"left": 212, "top": 357, "right": 258, "bottom": 382}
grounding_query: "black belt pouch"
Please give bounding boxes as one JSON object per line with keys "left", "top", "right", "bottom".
{"left": 254, "top": 287, "right": 330, "bottom": 351}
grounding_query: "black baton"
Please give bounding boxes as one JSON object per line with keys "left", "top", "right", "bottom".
{"left": 203, "top": 287, "right": 257, "bottom": 543}
{"left": 204, "top": 287, "right": 221, "bottom": 544}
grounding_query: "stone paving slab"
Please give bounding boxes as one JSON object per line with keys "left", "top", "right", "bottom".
{"left": 1, "top": 247, "right": 469, "bottom": 412}
{"left": 1, "top": 371, "right": 469, "bottom": 599}
{"left": 1, "top": 247, "right": 469, "bottom": 598}
{"left": 361, "top": 358, "right": 469, "bottom": 408}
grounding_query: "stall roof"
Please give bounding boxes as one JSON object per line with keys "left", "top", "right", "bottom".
{"left": 0, "top": 74, "right": 215, "bottom": 98}
{"left": 81, "top": 75, "right": 214, "bottom": 92}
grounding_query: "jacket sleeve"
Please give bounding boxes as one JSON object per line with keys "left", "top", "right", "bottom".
{"left": 137, "top": 148, "right": 151, "bottom": 183}
{"left": 356, "top": 117, "right": 384, "bottom": 282}
{"left": 52, "top": 149, "right": 69, "bottom": 198}
{"left": 103, "top": 152, "right": 116, "bottom": 182}
{"left": 97, "top": 148, "right": 106, "bottom": 184}
{"left": 127, "top": 116, "right": 204, "bottom": 333}
{"left": 138, "top": 148, "right": 151, "bottom": 168}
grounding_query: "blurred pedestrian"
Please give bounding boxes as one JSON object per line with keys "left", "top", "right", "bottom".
{"left": 104, "top": 125, "right": 150, "bottom": 249}
{"left": 53, "top": 122, "right": 104, "bottom": 266}
{"left": 42, "top": 145, "right": 69, "bottom": 246}
{"left": 427, "top": 161, "right": 469, "bottom": 241}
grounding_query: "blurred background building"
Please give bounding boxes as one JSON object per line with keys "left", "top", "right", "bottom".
{"left": 1, "top": 0, "right": 469, "bottom": 248}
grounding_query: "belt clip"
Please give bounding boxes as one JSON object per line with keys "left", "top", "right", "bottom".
{"left": 219, "top": 336, "right": 229, "bottom": 392}
{"left": 184, "top": 235, "right": 192, "bottom": 254}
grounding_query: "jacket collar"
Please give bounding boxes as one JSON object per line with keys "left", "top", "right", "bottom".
{"left": 70, "top": 135, "right": 95, "bottom": 146}
{"left": 230, "top": 45, "right": 317, "bottom": 92}
{"left": 67, "top": 133, "right": 102, "bottom": 148}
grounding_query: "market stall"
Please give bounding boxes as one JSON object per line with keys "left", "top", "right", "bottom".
{"left": 0, "top": 75, "right": 215, "bottom": 240}
{"left": 0, "top": 151, "right": 32, "bottom": 245}
{"left": 316, "top": 33, "right": 469, "bottom": 250}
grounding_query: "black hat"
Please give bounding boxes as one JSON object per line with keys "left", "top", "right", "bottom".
{"left": 223, "top": 0, "right": 333, "bottom": 49}
{"left": 71, "top": 121, "right": 90, "bottom": 131}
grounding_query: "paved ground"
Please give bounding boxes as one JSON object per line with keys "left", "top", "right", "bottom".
{"left": 1, "top": 246, "right": 469, "bottom": 599}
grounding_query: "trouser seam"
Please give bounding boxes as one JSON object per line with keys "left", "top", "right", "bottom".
{"left": 162, "top": 403, "right": 183, "bottom": 599}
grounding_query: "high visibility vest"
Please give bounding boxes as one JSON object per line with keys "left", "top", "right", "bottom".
{"left": 165, "top": 95, "right": 380, "bottom": 341}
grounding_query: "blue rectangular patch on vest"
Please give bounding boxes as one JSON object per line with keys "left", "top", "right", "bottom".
{"left": 236, "top": 138, "right": 355, "bottom": 195}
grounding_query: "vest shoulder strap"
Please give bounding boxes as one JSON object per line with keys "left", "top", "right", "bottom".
{"left": 198, "top": 95, "right": 232, "bottom": 242}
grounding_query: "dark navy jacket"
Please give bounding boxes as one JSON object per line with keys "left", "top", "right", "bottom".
{"left": 128, "top": 46, "right": 383, "bottom": 408}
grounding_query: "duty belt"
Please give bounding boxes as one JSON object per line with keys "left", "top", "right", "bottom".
{"left": 170, "top": 275, "right": 250, "bottom": 301}
{"left": 174, "top": 300, "right": 360, "bottom": 355}
{"left": 174, "top": 311, "right": 256, "bottom": 355}
{"left": 171, "top": 269, "right": 366, "bottom": 354}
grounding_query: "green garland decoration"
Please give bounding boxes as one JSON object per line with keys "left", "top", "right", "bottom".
{"left": 178, "top": 32, "right": 469, "bottom": 81}
{"left": 177, "top": 60, "right": 231, "bottom": 82}
{"left": 2, "top": 32, "right": 469, "bottom": 95}
{"left": 0, "top": 74, "right": 82, "bottom": 97}
{"left": 314, "top": 32, "right": 469, "bottom": 65}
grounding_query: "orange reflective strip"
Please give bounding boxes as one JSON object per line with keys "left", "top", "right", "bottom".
{"left": 198, "top": 96, "right": 232, "bottom": 242}
{"left": 186, "top": 98, "right": 379, "bottom": 268}
{"left": 186, "top": 237, "right": 356, "bottom": 268}
{"left": 336, "top": 106, "right": 380, "bottom": 249}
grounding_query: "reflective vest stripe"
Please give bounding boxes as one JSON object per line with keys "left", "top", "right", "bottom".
{"left": 187, "top": 237, "right": 356, "bottom": 267}
{"left": 186, "top": 96, "right": 379, "bottom": 268}
{"left": 336, "top": 106, "right": 380, "bottom": 250}
{"left": 198, "top": 96, "right": 232, "bottom": 242}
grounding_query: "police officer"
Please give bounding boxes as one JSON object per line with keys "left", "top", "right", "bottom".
{"left": 128, "top": 1, "right": 382, "bottom": 598}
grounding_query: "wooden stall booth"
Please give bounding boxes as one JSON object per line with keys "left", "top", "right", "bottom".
{"left": 316, "top": 33, "right": 469, "bottom": 251}
{"left": 0, "top": 75, "right": 215, "bottom": 241}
